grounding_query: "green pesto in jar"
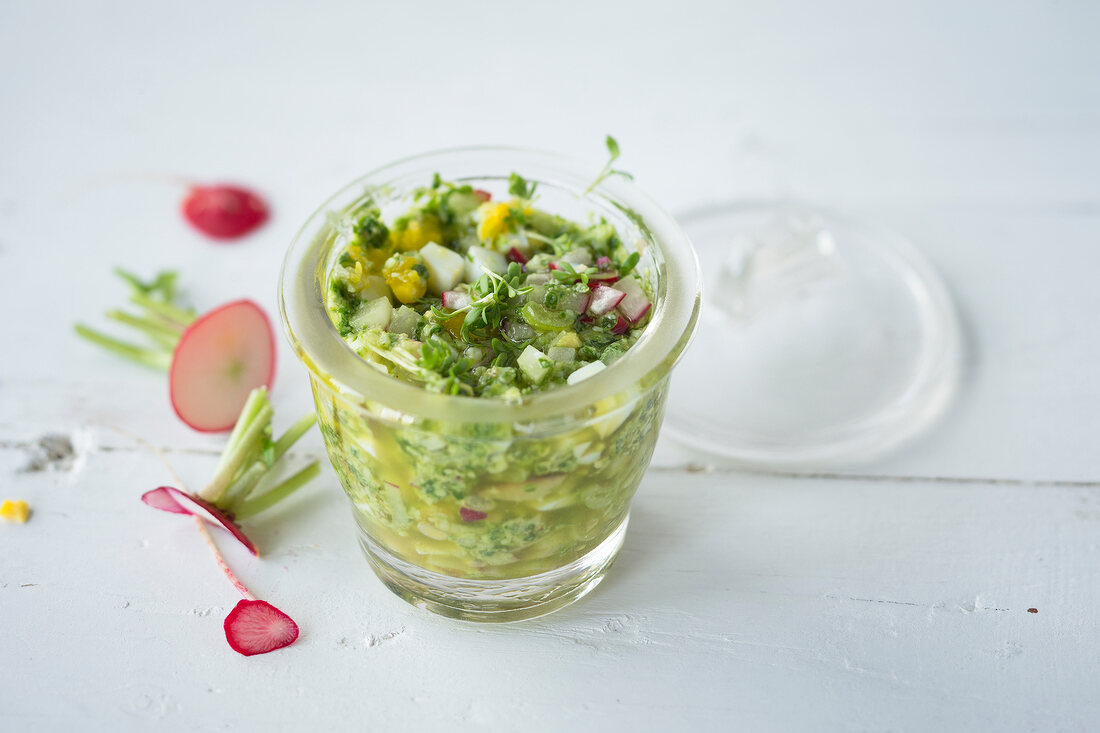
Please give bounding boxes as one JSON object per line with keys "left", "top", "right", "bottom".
{"left": 324, "top": 174, "right": 654, "bottom": 399}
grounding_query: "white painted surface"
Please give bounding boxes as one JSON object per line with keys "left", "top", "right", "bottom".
{"left": 2, "top": 1, "right": 1097, "bottom": 731}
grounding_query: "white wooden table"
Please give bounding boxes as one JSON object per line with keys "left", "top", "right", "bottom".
{"left": 2, "top": 2, "right": 1097, "bottom": 730}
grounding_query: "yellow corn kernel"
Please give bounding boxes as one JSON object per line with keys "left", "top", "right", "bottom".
{"left": 477, "top": 202, "right": 513, "bottom": 242}
{"left": 391, "top": 217, "right": 443, "bottom": 252}
{"left": 345, "top": 244, "right": 389, "bottom": 271}
{"left": 382, "top": 253, "right": 428, "bottom": 304}
{"left": 0, "top": 499, "right": 29, "bottom": 523}
{"left": 553, "top": 331, "right": 582, "bottom": 348}
{"left": 442, "top": 312, "right": 466, "bottom": 338}
{"left": 346, "top": 261, "right": 365, "bottom": 287}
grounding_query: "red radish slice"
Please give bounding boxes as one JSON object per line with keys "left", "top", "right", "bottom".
{"left": 441, "top": 290, "right": 472, "bottom": 310}
{"left": 183, "top": 185, "right": 269, "bottom": 240}
{"left": 473, "top": 189, "right": 492, "bottom": 203}
{"left": 596, "top": 255, "right": 612, "bottom": 270}
{"left": 141, "top": 486, "right": 191, "bottom": 514}
{"left": 587, "top": 284, "right": 626, "bottom": 316}
{"left": 611, "top": 313, "right": 631, "bottom": 335}
{"left": 459, "top": 507, "right": 488, "bottom": 522}
{"left": 142, "top": 486, "right": 258, "bottom": 555}
{"left": 506, "top": 247, "right": 528, "bottom": 265}
{"left": 547, "top": 262, "right": 560, "bottom": 271}
{"left": 223, "top": 599, "right": 299, "bottom": 656}
{"left": 615, "top": 276, "right": 652, "bottom": 323}
{"left": 587, "top": 272, "right": 619, "bottom": 288}
{"left": 170, "top": 300, "right": 275, "bottom": 433}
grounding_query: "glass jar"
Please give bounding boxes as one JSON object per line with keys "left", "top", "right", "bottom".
{"left": 280, "top": 148, "right": 700, "bottom": 621}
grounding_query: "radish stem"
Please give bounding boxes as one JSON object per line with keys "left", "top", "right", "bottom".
{"left": 129, "top": 292, "right": 197, "bottom": 327}
{"left": 220, "top": 461, "right": 268, "bottom": 510}
{"left": 233, "top": 462, "right": 321, "bottom": 521}
{"left": 272, "top": 413, "right": 317, "bottom": 461}
{"left": 216, "top": 388, "right": 269, "bottom": 474}
{"left": 77, "top": 270, "right": 195, "bottom": 368}
{"left": 106, "top": 310, "right": 184, "bottom": 346}
{"left": 74, "top": 325, "right": 173, "bottom": 369}
{"left": 201, "top": 403, "right": 273, "bottom": 503}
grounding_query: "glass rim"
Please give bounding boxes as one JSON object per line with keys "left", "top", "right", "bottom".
{"left": 278, "top": 145, "right": 701, "bottom": 424}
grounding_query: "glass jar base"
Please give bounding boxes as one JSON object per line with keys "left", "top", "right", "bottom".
{"left": 358, "top": 516, "right": 629, "bottom": 623}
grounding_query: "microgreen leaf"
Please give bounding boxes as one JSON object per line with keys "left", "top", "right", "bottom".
{"left": 619, "top": 251, "right": 641, "bottom": 277}
{"left": 586, "top": 134, "right": 635, "bottom": 193}
{"left": 508, "top": 172, "right": 537, "bottom": 200}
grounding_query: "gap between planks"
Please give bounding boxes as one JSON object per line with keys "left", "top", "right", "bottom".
{"left": 3, "top": 436, "right": 1099, "bottom": 489}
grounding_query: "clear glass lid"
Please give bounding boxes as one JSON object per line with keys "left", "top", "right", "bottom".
{"left": 664, "top": 202, "right": 961, "bottom": 467}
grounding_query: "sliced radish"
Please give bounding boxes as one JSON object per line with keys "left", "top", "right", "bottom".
{"left": 615, "top": 275, "right": 652, "bottom": 323}
{"left": 473, "top": 189, "right": 492, "bottom": 203}
{"left": 223, "top": 599, "right": 299, "bottom": 656}
{"left": 182, "top": 185, "right": 269, "bottom": 240}
{"left": 587, "top": 284, "right": 626, "bottom": 316}
{"left": 557, "top": 289, "right": 591, "bottom": 314}
{"left": 596, "top": 255, "right": 612, "bottom": 270}
{"left": 170, "top": 300, "right": 275, "bottom": 433}
{"left": 142, "top": 486, "right": 258, "bottom": 555}
{"left": 587, "top": 271, "right": 620, "bottom": 288}
{"left": 459, "top": 507, "right": 487, "bottom": 522}
{"left": 441, "top": 290, "right": 472, "bottom": 310}
{"left": 506, "top": 247, "right": 528, "bottom": 265}
{"left": 611, "top": 313, "right": 631, "bottom": 335}
{"left": 140, "top": 486, "right": 190, "bottom": 514}
{"left": 547, "top": 262, "right": 560, "bottom": 271}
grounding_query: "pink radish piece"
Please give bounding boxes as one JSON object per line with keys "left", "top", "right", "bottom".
{"left": 611, "top": 314, "right": 631, "bottom": 335}
{"left": 224, "top": 600, "right": 300, "bottom": 656}
{"left": 615, "top": 276, "right": 652, "bottom": 323}
{"left": 441, "top": 290, "right": 472, "bottom": 310}
{"left": 142, "top": 486, "right": 258, "bottom": 555}
{"left": 473, "top": 189, "right": 492, "bottom": 203}
{"left": 587, "top": 284, "right": 626, "bottom": 316}
{"left": 140, "top": 485, "right": 190, "bottom": 514}
{"left": 170, "top": 300, "right": 275, "bottom": 432}
{"left": 587, "top": 271, "right": 619, "bottom": 288}
{"left": 596, "top": 255, "right": 612, "bottom": 270}
{"left": 557, "top": 289, "right": 592, "bottom": 314}
{"left": 460, "top": 507, "right": 488, "bottom": 522}
{"left": 183, "top": 185, "right": 269, "bottom": 240}
{"left": 506, "top": 247, "right": 528, "bottom": 265}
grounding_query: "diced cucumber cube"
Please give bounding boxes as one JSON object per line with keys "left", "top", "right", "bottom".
{"left": 518, "top": 345, "right": 552, "bottom": 384}
{"left": 388, "top": 305, "right": 420, "bottom": 336}
{"left": 465, "top": 245, "right": 508, "bottom": 281}
{"left": 566, "top": 360, "right": 606, "bottom": 385}
{"left": 420, "top": 242, "right": 466, "bottom": 294}
{"left": 350, "top": 296, "right": 393, "bottom": 331}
